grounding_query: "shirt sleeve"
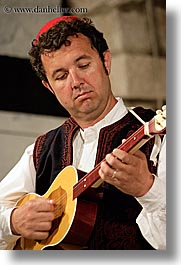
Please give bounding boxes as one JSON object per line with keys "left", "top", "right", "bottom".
{"left": 136, "top": 135, "right": 166, "bottom": 249}
{"left": 0, "top": 143, "right": 36, "bottom": 250}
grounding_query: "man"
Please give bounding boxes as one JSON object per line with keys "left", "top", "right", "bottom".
{"left": 0, "top": 16, "right": 166, "bottom": 250}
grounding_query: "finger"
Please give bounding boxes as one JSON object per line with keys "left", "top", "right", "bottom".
{"left": 112, "top": 149, "right": 130, "bottom": 164}
{"left": 105, "top": 153, "right": 117, "bottom": 168}
{"left": 99, "top": 162, "right": 115, "bottom": 180}
{"left": 105, "top": 151, "right": 129, "bottom": 168}
{"left": 105, "top": 154, "right": 125, "bottom": 173}
{"left": 112, "top": 149, "right": 139, "bottom": 166}
{"left": 34, "top": 220, "right": 53, "bottom": 232}
{"left": 34, "top": 211, "right": 55, "bottom": 222}
{"left": 26, "top": 230, "right": 50, "bottom": 240}
{"left": 33, "top": 231, "right": 50, "bottom": 240}
{"left": 133, "top": 149, "right": 146, "bottom": 160}
{"left": 27, "top": 198, "right": 56, "bottom": 212}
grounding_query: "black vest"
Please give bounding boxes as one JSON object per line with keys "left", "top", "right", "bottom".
{"left": 33, "top": 107, "right": 158, "bottom": 249}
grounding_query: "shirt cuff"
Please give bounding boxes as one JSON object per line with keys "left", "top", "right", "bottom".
{"left": 136, "top": 175, "right": 166, "bottom": 212}
{"left": 1, "top": 208, "right": 21, "bottom": 243}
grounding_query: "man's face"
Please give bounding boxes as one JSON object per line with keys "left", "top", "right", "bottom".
{"left": 41, "top": 34, "right": 113, "bottom": 127}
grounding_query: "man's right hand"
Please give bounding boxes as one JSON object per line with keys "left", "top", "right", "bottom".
{"left": 10, "top": 197, "right": 55, "bottom": 240}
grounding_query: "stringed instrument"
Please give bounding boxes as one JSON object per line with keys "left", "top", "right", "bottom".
{"left": 14, "top": 105, "right": 166, "bottom": 250}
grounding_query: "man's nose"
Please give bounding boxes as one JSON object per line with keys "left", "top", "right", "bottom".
{"left": 70, "top": 70, "right": 83, "bottom": 90}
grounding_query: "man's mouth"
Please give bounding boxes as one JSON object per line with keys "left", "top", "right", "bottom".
{"left": 74, "top": 91, "right": 92, "bottom": 100}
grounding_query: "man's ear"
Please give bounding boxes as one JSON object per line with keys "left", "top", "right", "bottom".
{"left": 103, "top": 49, "right": 112, "bottom": 75}
{"left": 42, "top": 80, "right": 54, "bottom": 94}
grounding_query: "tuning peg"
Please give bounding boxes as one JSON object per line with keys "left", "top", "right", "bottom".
{"left": 156, "top": 105, "right": 166, "bottom": 116}
{"left": 162, "top": 105, "right": 166, "bottom": 111}
{"left": 156, "top": 109, "right": 162, "bottom": 115}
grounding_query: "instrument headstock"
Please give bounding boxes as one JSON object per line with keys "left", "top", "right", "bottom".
{"left": 149, "top": 105, "right": 166, "bottom": 134}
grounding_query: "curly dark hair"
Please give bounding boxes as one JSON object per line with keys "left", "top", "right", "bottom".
{"left": 28, "top": 17, "right": 109, "bottom": 82}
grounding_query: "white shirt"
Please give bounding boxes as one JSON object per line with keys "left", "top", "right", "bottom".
{"left": 73, "top": 98, "right": 128, "bottom": 172}
{"left": 0, "top": 98, "right": 166, "bottom": 250}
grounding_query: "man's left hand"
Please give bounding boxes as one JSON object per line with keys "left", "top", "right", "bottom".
{"left": 99, "top": 149, "right": 154, "bottom": 197}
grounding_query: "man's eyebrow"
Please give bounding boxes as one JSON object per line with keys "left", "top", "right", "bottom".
{"left": 75, "top": 54, "right": 92, "bottom": 62}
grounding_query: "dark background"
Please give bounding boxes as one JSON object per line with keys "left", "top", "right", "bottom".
{"left": 0, "top": 0, "right": 70, "bottom": 117}
{"left": 0, "top": 55, "right": 69, "bottom": 117}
